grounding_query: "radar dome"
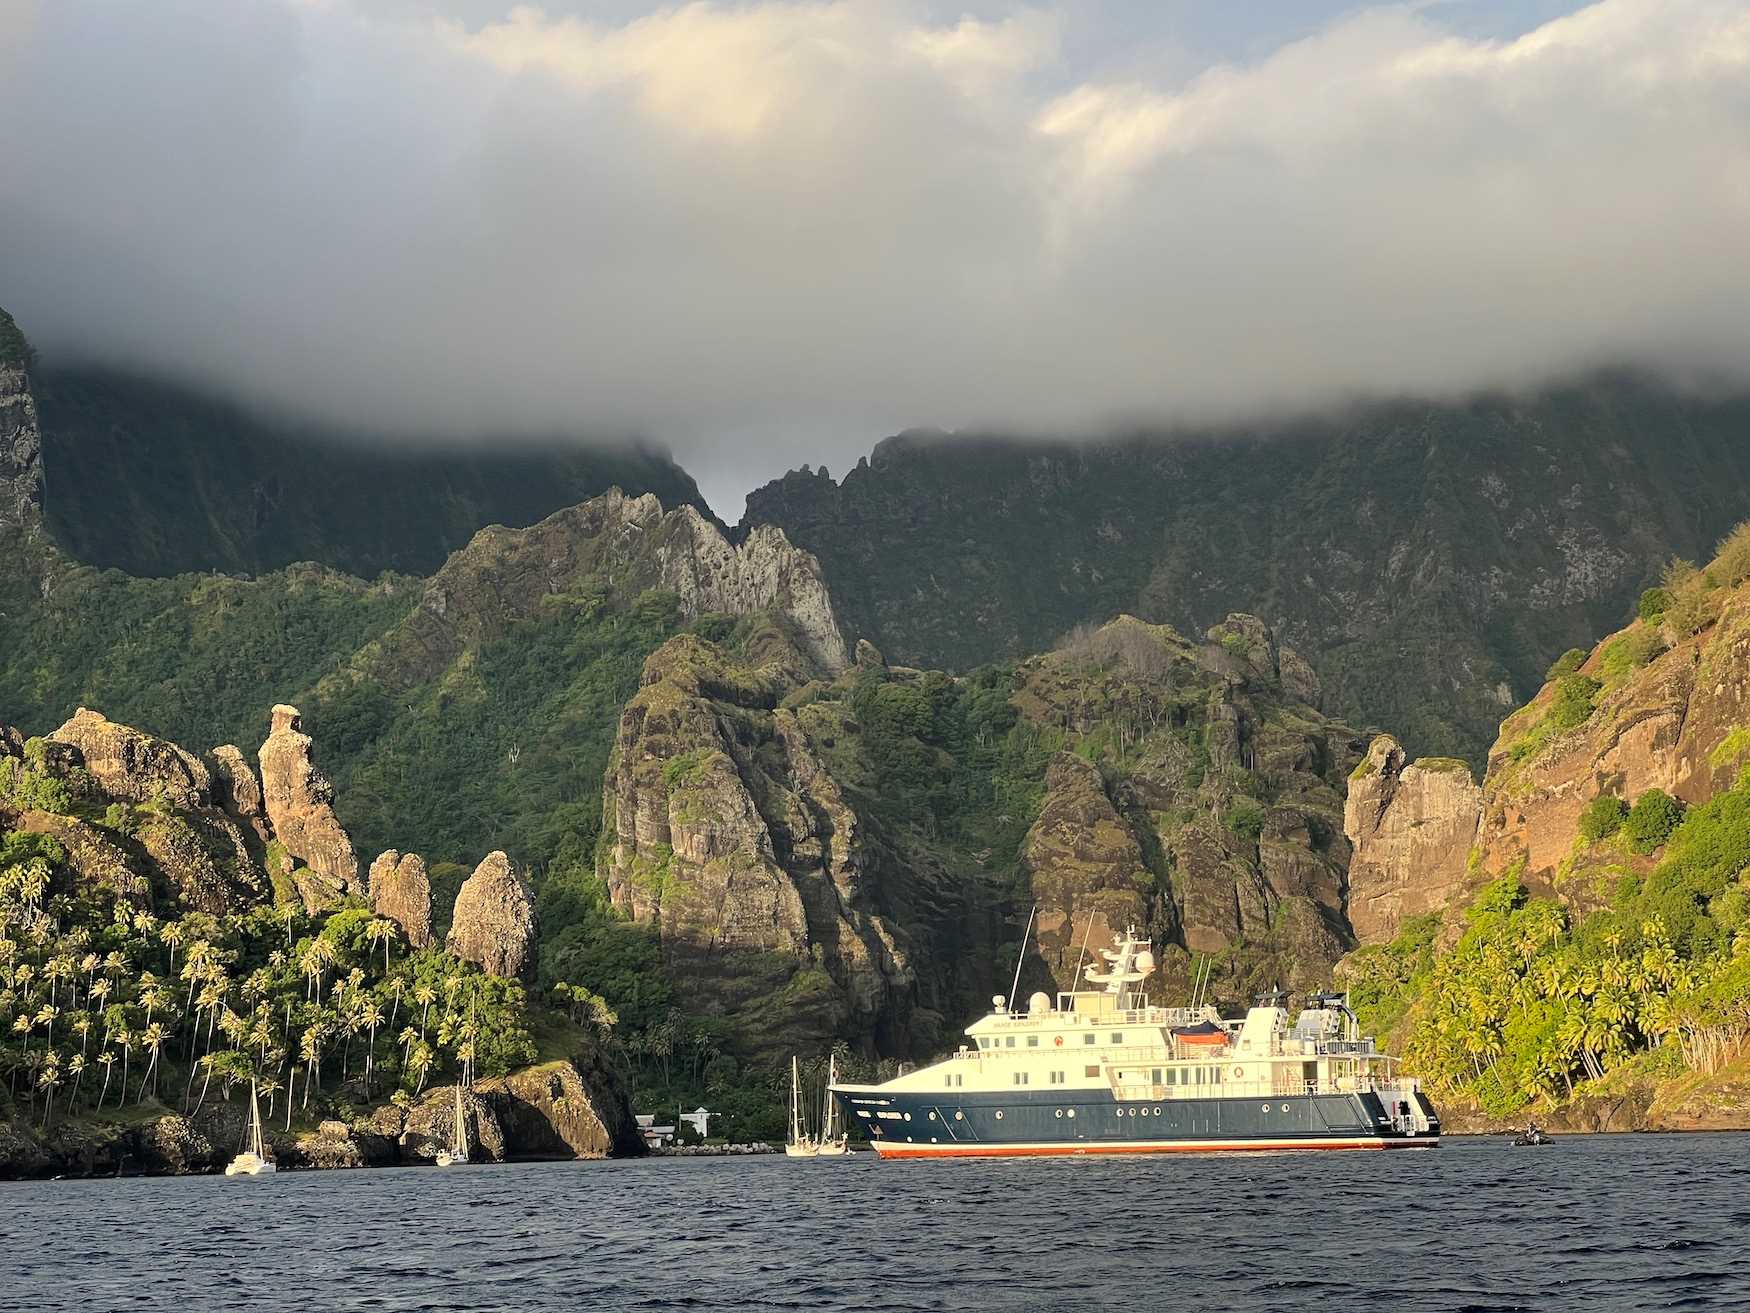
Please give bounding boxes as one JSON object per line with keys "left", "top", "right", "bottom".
{"left": 1028, "top": 991, "right": 1052, "bottom": 1015}
{"left": 1135, "top": 950, "right": 1156, "bottom": 976}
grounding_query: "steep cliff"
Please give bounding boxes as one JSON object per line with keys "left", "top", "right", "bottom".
{"left": 600, "top": 611, "right": 1366, "bottom": 1060}
{"left": 744, "top": 380, "right": 1750, "bottom": 765}
{"left": 0, "top": 308, "right": 43, "bottom": 543}
{"left": 1344, "top": 737, "right": 1483, "bottom": 944}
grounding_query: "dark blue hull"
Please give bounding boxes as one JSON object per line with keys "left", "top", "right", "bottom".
{"left": 835, "top": 1087, "right": 1441, "bottom": 1157}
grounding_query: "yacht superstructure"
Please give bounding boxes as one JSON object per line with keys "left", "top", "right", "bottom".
{"left": 831, "top": 928, "right": 1439, "bottom": 1158}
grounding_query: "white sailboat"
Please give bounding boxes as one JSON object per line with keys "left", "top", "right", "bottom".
{"left": 224, "top": 1079, "right": 277, "bottom": 1176}
{"left": 436, "top": 1082, "right": 471, "bottom": 1167}
{"left": 816, "top": 1053, "right": 848, "bottom": 1156}
{"left": 784, "top": 1055, "right": 818, "bottom": 1157}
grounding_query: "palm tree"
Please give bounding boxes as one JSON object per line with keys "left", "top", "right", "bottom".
{"left": 160, "top": 921, "right": 184, "bottom": 973}
{"left": 366, "top": 919, "right": 396, "bottom": 973}
{"left": 360, "top": 999, "right": 384, "bottom": 1096}
{"left": 414, "top": 984, "right": 436, "bottom": 1038}
{"left": 140, "top": 1021, "right": 168, "bottom": 1100}
{"left": 67, "top": 1052, "right": 88, "bottom": 1108}
{"left": 95, "top": 1049, "right": 116, "bottom": 1109}
{"left": 38, "top": 1055, "right": 61, "bottom": 1130}
{"left": 114, "top": 1028, "right": 134, "bottom": 1106}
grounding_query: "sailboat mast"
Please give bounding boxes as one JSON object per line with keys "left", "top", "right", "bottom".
{"left": 250, "top": 1079, "right": 265, "bottom": 1157}
{"left": 820, "top": 1054, "right": 835, "bottom": 1140}
{"left": 791, "top": 1055, "right": 802, "bottom": 1143}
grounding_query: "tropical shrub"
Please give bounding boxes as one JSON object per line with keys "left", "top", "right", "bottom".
{"left": 1638, "top": 587, "right": 1672, "bottom": 624}
{"left": 1549, "top": 675, "right": 1602, "bottom": 732}
{"left": 1545, "top": 648, "right": 1587, "bottom": 680}
{"left": 1578, "top": 795, "right": 1628, "bottom": 843}
{"left": 1625, "top": 788, "right": 1684, "bottom": 853}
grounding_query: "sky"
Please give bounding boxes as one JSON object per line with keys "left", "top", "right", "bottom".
{"left": 2, "top": 0, "right": 1748, "bottom": 519}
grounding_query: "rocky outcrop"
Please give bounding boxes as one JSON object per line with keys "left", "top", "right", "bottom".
{"left": 1012, "top": 615, "right": 1364, "bottom": 998}
{"left": 258, "top": 704, "right": 360, "bottom": 910}
{"left": 369, "top": 849, "right": 433, "bottom": 949}
{"left": 1473, "top": 596, "right": 1750, "bottom": 889}
{"left": 209, "top": 744, "right": 268, "bottom": 840}
{"left": 447, "top": 850, "right": 536, "bottom": 980}
{"left": 49, "top": 708, "right": 212, "bottom": 809}
{"left": 0, "top": 311, "right": 42, "bottom": 540}
{"left": 373, "top": 489, "right": 847, "bottom": 690}
{"left": 600, "top": 633, "right": 955, "bottom": 1056}
{"left": 1344, "top": 735, "right": 1484, "bottom": 944}
{"left": 11, "top": 810, "right": 153, "bottom": 907}
{"left": 478, "top": 1057, "right": 644, "bottom": 1159}
{"left": 1022, "top": 753, "right": 1157, "bottom": 987}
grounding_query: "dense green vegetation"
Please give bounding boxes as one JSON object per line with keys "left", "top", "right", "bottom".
{"left": 315, "top": 588, "right": 684, "bottom": 870}
{"left": 0, "top": 563, "right": 418, "bottom": 756}
{"left": 1346, "top": 770, "right": 1750, "bottom": 1117}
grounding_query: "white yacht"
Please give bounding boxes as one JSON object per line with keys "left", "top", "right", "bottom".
{"left": 830, "top": 928, "right": 1440, "bottom": 1158}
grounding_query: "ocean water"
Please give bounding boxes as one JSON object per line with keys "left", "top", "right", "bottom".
{"left": 4, "top": 1134, "right": 1748, "bottom": 1312}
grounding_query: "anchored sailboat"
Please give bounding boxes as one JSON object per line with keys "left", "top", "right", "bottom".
{"left": 436, "top": 1082, "right": 471, "bottom": 1167}
{"left": 816, "top": 1053, "right": 848, "bottom": 1156}
{"left": 224, "top": 1078, "right": 277, "bottom": 1176}
{"left": 784, "top": 1055, "right": 818, "bottom": 1157}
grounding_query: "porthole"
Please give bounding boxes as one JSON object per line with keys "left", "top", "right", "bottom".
{"left": 903, "top": 1112, "right": 912, "bottom": 1121}
{"left": 994, "top": 1110, "right": 1005, "bottom": 1120}
{"left": 1054, "top": 1109, "right": 1064, "bottom": 1119}
{"left": 1261, "top": 1104, "right": 1271, "bottom": 1112}
{"left": 954, "top": 1111, "right": 964, "bottom": 1121}
{"left": 928, "top": 1111, "right": 937, "bottom": 1120}
{"left": 1066, "top": 1109, "right": 1076, "bottom": 1119}
{"left": 1127, "top": 1108, "right": 1137, "bottom": 1117}
{"left": 1152, "top": 1107, "right": 1162, "bottom": 1116}
{"left": 1281, "top": 1104, "right": 1290, "bottom": 1114}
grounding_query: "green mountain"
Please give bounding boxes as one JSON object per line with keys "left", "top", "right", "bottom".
{"left": 33, "top": 364, "right": 709, "bottom": 578}
{"left": 743, "top": 380, "right": 1750, "bottom": 764}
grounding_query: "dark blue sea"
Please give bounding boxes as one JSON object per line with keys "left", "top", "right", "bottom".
{"left": 4, "top": 1134, "right": 1748, "bottom": 1312}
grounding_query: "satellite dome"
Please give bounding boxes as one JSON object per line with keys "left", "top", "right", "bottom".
{"left": 1028, "top": 991, "right": 1052, "bottom": 1015}
{"left": 1135, "top": 950, "right": 1157, "bottom": 976}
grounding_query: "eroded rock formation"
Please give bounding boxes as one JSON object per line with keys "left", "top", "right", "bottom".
{"left": 1344, "top": 735, "right": 1484, "bottom": 944}
{"left": 447, "top": 850, "right": 536, "bottom": 980}
{"left": 50, "top": 708, "right": 212, "bottom": 809}
{"left": 258, "top": 703, "right": 360, "bottom": 911}
{"left": 368, "top": 849, "right": 433, "bottom": 949}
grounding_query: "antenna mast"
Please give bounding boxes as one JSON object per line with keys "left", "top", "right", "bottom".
{"left": 1007, "top": 902, "right": 1038, "bottom": 1012}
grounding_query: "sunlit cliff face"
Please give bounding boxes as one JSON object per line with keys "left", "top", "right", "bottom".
{"left": 3, "top": 0, "right": 1749, "bottom": 508}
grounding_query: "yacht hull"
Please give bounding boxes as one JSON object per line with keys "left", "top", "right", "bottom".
{"left": 836, "top": 1088, "right": 1440, "bottom": 1158}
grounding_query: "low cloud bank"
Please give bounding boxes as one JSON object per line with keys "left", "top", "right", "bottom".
{"left": 3, "top": 0, "right": 1748, "bottom": 508}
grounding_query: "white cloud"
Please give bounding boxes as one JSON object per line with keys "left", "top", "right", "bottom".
{"left": 1, "top": 0, "right": 1748, "bottom": 514}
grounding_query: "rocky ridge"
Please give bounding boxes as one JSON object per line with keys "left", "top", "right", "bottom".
{"left": 744, "top": 386, "right": 1750, "bottom": 766}
{"left": 1345, "top": 568, "right": 1750, "bottom": 934}
{"left": 368, "top": 490, "right": 846, "bottom": 692}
